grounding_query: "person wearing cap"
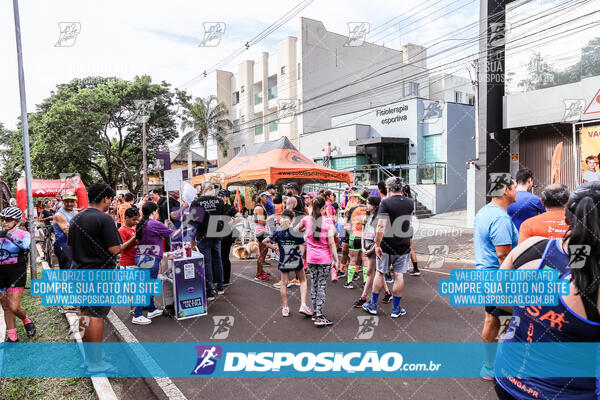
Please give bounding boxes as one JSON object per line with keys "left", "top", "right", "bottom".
{"left": 254, "top": 191, "right": 272, "bottom": 280}
{"left": 53, "top": 192, "right": 78, "bottom": 270}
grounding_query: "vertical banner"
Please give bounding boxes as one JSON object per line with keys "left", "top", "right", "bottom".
{"left": 550, "top": 142, "right": 563, "bottom": 184}
{"left": 580, "top": 126, "right": 600, "bottom": 183}
{"left": 172, "top": 252, "right": 207, "bottom": 320}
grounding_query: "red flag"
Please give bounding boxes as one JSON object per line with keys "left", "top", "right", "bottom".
{"left": 551, "top": 142, "right": 563, "bottom": 184}
{"left": 234, "top": 189, "right": 242, "bottom": 212}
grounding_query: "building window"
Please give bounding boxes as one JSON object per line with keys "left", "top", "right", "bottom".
{"left": 241, "top": 85, "right": 245, "bottom": 93}
{"left": 232, "top": 91, "right": 240, "bottom": 105}
{"left": 467, "top": 94, "right": 475, "bottom": 105}
{"left": 232, "top": 119, "right": 240, "bottom": 133}
{"left": 454, "top": 91, "right": 463, "bottom": 103}
{"left": 297, "top": 63, "right": 301, "bottom": 80}
{"left": 404, "top": 82, "right": 419, "bottom": 97}
{"left": 281, "top": 66, "right": 286, "bottom": 75}
{"left": 423, "top": 134, "right": 443, "bottom": 163}
{"left": 233, "top": 147, "right": 240, "bottom": 156}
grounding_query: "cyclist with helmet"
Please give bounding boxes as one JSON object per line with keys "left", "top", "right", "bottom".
{"left": 53, "top": 192, "right": 78, "bottom": 269}
{"left": 0, "top": 207, "right": 36, "bottom": 342}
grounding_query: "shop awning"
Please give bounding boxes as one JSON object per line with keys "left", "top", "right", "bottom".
{"left": 349, "top": 137, "right": 410, "bottom": 146}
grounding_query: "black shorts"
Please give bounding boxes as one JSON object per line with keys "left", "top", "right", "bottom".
{"left": 348, "top": 236, "right": 362, "bottom": 252}
{"left": 343, "top": 232, "right": 350, "bottom": 244}
{"left": 256, "top": 232, "right": 268, "bottom": 244}
{"left": 485, "top": 306, "right": 512, "bottom": 318}
{"left": 0, "top": 263, "right": 27, "bottom": 291}
{"left": 54, "top": 245, "right": 73, "bottom": 269}
{"left": 82, "top": 306, "right": 112, "bottom": 318}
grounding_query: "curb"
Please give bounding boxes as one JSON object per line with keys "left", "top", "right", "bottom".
{"left": 37, "top": 243, "right": 118, "bottom": 400}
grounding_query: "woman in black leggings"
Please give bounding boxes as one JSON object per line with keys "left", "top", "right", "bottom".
{"left": 218, "top": 189, "right": 241, "bottom": 285}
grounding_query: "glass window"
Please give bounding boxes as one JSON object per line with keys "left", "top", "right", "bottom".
{"left": 454, "top": 91, "right": 463, "bottom": 103}
{"left": 423, "top": 134, "right": 443, "bottom": 163}
{"left": 281, "top": 66, "right": 286, "bottom": 75}
{"left": 232, "top": 91, "right": 239, "bottom": 105}
{"left": 505, "top": 0, "right": 600, "bottom": 94}
{"left": 297, "top": 62, "right": 301, "bottom": 80}
{"left": 241, "top": 85, "right": 245, "bottom": 93}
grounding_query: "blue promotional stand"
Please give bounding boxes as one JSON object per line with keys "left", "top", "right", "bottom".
{"left": 168, "top": 250, "right": 207, "bottom": 320}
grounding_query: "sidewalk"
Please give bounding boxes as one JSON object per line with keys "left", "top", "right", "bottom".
{"left": 412, "top": 209, "right": 474, "bottom": 263}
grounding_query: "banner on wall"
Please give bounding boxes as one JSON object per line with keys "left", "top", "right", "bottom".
{"left": 580, "top": 126, "right": 600, "bottom": 183}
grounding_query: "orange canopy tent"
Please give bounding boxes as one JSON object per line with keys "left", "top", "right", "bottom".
{"left": 191, "top": 137, "right": 352, "bottom": 188}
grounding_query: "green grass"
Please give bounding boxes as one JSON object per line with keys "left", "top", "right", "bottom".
{"left": 0, "top": 265, "right": 96, "bottom": 400}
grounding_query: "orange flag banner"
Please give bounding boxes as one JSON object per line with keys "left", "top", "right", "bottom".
{"left": 551, "top": 142, "right": 563, "bottom": 184}
{"left": 234, "top": 189, "right": 242, "bottom": 212}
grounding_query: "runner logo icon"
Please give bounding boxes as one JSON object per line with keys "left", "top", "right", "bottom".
{"left": 210, "top": 316, "right": 234, "bottom": 339}
{"left": 568, "top": 245, "right": 590, "bottom": 269}
{"left": 354, "top": 316, "right": 379, "bottom": 339}
{"left": 191, "top": 345, "right": 222, "bottom": 375}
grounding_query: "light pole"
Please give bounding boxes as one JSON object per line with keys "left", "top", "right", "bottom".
{"left": 12, "top": 0, "right": 36, "bottom": 279}
{"left": 134, "top": 100, "right": 155, "bottom": 195}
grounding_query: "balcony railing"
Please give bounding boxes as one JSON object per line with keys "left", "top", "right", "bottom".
{"left": 340, "top": 162, "right": 447, "bottom": 187}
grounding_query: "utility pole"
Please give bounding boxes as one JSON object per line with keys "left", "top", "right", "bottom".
{"left": 12, "top": 0, "right": 36, "bottom": 279}
{"left": 142, "top": 119, "right": 148, "bottom": 195}
{"left": 469, "top": 59, "right": 480, "bottom": 160}
{"left": 135, "top": 100, "right": 155, "bottom": 195}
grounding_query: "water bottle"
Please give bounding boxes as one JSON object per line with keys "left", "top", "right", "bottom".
{"left": 330, "top": 265, "right": 338, "bottom": 283}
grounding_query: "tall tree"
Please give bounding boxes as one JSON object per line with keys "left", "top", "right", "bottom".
{"left": 28, "top": 75, "right": 179, "bottom": 192}
{"left": 178, "top": 94, "right": 232, "bottom": 173}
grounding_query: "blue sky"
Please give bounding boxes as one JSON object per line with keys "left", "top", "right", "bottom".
{"left": 1, "top": 0, "right": 478, "bottom": 158}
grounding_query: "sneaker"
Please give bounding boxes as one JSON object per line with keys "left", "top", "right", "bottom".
{"left": 311, "top": 314, "right": 316, "bottom": 321}
{"left": 480, "top": 363, "right": 494, "bottom": 381}
{"left": 6, "top": 336, "right": 18, "bottom": 342}
{"left": 362, "top": 301, "right": 377, "bottom": 315}
{"left": 383, "top": 292, "right": 392, "bottom": 304}
{"left": 223, "top": 282, "right": 232, "bottom": 287}
{"left": 314, "top": 315, "right": 333, "bottom": 326}
{"left": 409, "top": 268, "right": 421, "bottom": 276}
{"left": 391, "top": 306, "right": 406, "bottom": 318}
{"left": 59, "top": 306, "right": 80, "bottom": 314}
{"left": 273, "top": 281, "right": 282, "bottom": 288}
{"left": 24, "top": 321, "right": 36, "bottom": 337}
{"left": 132, "top": 316, "right": 152, "bottom": 325}
{"left": 217, "top": 288, "right": 225, "bottom": 295}
{"left": 289, "top": 278, "right": 300, "bottom": 287}
{"left": 207, "top": 294, "right": 216, "bottom": 301}
{"left": 255, "top": 273, "right": 269, "bottom": 281}
{"left": 343, "top": 282, "right": 354, "bottom": 289}
{"left": 353, "top": 297, "right": 367, "bottom": 308}
{"left": 299, "top": 304, "right": 313, "bottom": 317}
{"left": 282, "top": 307, "right": 290, "bottom": 317}
{"left": 353, "top": 272, "right": 359, "bottom": 281}
{"left": 385, "top": 273, "right": 394, "bottom": 283}
{"left": 337, "top": 271, "right": 346, "bottom": 279}
{"left": 147, "top": 309, "right": 163, "bottom": 319}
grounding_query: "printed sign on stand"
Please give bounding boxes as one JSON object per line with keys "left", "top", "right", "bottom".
{"left": 172, "top": 251, "right": 207, "bottom": 320}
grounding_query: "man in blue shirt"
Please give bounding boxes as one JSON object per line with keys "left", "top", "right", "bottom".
{"left": 473, "top": 173, "right": 518, "bottom": 380}
{"left": 507, "top": 168, "right": 545, "bottom": 230}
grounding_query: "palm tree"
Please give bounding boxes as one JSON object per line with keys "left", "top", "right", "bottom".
{"left": 179, "top": 95, "right": 232, "bottom": 173}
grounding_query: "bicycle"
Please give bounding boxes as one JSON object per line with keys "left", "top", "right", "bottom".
{"left": 40, "top": 224, "right": 54, "bottom": 265}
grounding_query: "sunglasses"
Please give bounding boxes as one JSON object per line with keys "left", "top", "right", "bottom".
{"left": 1, "top": 218, "right": 16, "bottom": 223}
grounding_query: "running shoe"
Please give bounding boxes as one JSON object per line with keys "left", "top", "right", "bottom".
{"left": 255, "top": 273, "right": 269, "bottom": 281}
{"left": 24, "top": 321, "right": 36, "bottom": 337}
{"left": 59, "top": 306, "right": 80, "bottom": 314}
{"left": 147, "top": 309, "right": 163, "bottom": 319}
{"left": 299, "top": 304, "right": 313, "bottom": 317}
{"left": 353, "top": 272, "right": 359, "bottom": 281}
{"left": 390, "top": 306, "right": 406, "bottom": 318}
{"left": 273, "top": 281, "right": 282, "bottom": 288}
{"left": 480, "top": 363, "right": 494, "bottom": 381}
{"left": 343, "top": 282, "right": 354, "bottom": 289}
{"left": 207, "top": 294, "right": 216, "bottom": 301}
{"left": 132, "top": 316, "right": 152, "bottom": 325}
{"left": 383, "top": 292, "right": 392, "bottom": 304}
{"left": 217, "top": 287, "right": 225, "bottom": 295}
{"left": 362, "top": 301, "right": 377, "bottom": 315}
{"left": 289, "top": 278, "right": 300, "bottom": 287}
{"left": 385, "top": 272, "right": 393, "bottom": 283}
{"left": 282, "top": 307, "right": 290, "bottom": 317}
{"left": 409, "top": 268, "right": 421, "bottom": 276}
{"left": 314, "top": 315, "right": 333, "bottom": 326}
{"left": 337, "top": 270, "right": 346, "bottom": 279}
{"left": 353, "top": 297, "right": 367, "bottom": 308}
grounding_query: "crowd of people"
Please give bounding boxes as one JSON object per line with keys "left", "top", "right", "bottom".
{"left": 473, "top": 168, "right": 600, "bottom": 399}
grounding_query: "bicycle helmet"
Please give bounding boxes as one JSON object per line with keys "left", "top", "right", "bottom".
{"left": 0, "top": 207, "right": 23, "bottom": 221}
